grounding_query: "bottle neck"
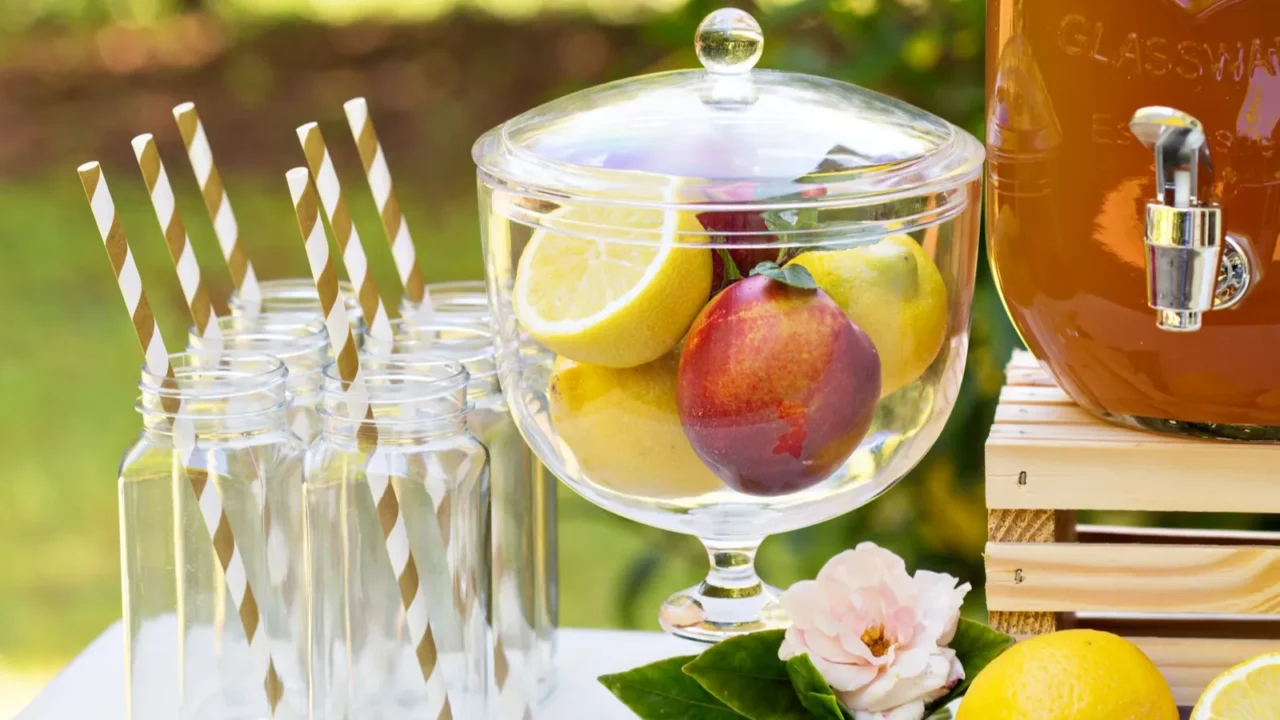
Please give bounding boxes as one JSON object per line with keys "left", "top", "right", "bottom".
{"left": 318, "top": 358, "right": 471, "bottom": 443}
{"left": 138, "top": 352, "right": 290, "bottom": 440}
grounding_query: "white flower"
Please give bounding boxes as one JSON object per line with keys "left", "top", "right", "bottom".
{"left": 778, "top": 543, "right": 970, "bottom": 720}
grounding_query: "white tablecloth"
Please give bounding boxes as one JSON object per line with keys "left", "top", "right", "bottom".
{"left": 16, "top": 624, "right": 1192, "bottom": 719}
{"left": 16, "top": 623, "right": 702, "bottom": 719}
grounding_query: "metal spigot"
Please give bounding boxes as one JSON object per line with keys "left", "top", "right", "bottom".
{"left": 1129, "top": 107, "right": 1251, "bottom": 332}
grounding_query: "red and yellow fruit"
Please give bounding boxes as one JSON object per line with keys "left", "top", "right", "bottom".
{"left": 676, "top": 273, "right": 881, "bottom": 496}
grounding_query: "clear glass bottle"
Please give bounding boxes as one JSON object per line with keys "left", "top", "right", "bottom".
{"left": 391, "top": 319, "right": 559, "bottom": 714}
{"left": 120, "top": 352, "right": 306, "bottom": 719}
{"left": 229, "top": 278, "right": 367, "bottom": 342}
{"left": 305, "top": 357, "right": 490, "bottom": 720}
{"left": 189, "top": 314, "right": 331, "bottom": 444}
{"left": 399, "top": 280, "right": 493, "bottom": 328}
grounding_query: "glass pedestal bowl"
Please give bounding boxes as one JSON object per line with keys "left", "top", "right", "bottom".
{"left": 473, "top": 8, "right": 984, "bottom": 642}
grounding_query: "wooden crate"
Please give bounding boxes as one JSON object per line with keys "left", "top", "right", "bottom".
{"left": 985, "top": 351, "right": 1280, "bottom": 706}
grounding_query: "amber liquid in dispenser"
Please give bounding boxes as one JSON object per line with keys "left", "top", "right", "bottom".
{"left": 987, "top": 0, "right": 1280, "bottom": 431}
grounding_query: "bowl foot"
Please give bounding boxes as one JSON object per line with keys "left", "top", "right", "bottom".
{"left": 659, "top": 582, "right": 790, "bottom": 643}
{"left": 657, "top": 537, "right": 789, "bottom": 643}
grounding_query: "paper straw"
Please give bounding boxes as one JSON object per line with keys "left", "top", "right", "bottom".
{"left": 342, "top": 97, "right": 430, "bottom": 314}
{"left": 132, "top": 134, "right": 225, "bottom": 349}
{"left": 173, "top": 102, "right": 263, "bottom": 316}
{"left": 288, "top": 168, "right": 451, "bottom": 719}
{"left": 295, "top": 122, "right": 394, "bottom": 349}
{"left": 78, "top": 162, "right": 285, "bottom": 716}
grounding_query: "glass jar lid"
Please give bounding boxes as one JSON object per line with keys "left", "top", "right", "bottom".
{"left": 473, "top": 8, "right": 983, "bottom": 244}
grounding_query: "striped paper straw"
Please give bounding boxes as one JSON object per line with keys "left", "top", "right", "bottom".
{"left": 288, "top": 168, "right": 451, "bottom": 719}
{"left": 342, "top": 97, "right": 430, "bottom": 315}
{"left": 77, "top": 162, "right": 175, "bottom": 405}
{"left": 173, "top": 102, "right": 264, "bottom": 316}
{"left": 78, "top": 162, "right": 285, "bottom": 716}
{"left": 132, "top": 134, "right": 225, "bottom": 349}
{"left": 295, "top": 122, "right": 394, "bottom": 350}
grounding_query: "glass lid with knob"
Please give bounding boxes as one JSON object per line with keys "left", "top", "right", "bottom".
{"left": 473, "top": 8, "right": 983, "bottom": 245}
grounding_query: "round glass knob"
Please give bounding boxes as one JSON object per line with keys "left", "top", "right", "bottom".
{"left": 695, "top": 8, "right": 763, "bottom": 75}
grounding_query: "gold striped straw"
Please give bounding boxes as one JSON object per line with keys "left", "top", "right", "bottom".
{"left": 296, "top": 122, "right": 395, "bottom": 350}
{"left": 132, "top": 133, "right": 226, "bottom": 348}
{"left": 173, "top": 102, "right": 264, "bottom": 316}
{"left": 342, "top": 97, "right": 430, "bottom": 316}
{"left": 77, "top": 162, "right": 175, "bottom": 398}
{"left": 287, "top": 167, "right": 452, "bottom": 719}
{"left": 79, "top": 161, "right": 286, "bottom": 717}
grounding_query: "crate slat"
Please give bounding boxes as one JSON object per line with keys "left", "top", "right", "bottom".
{"left": 987, "top": 541, "right": 1280, "bottom": 614}
{"left": 1129, "top": 636, "right": 1280, "bottom": 706}
{"left": 986, "top": 440, "right": 1280, "bottom": 513}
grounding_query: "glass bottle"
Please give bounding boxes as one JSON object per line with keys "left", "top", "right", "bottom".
{"left": 305, "top": 358, "right": 490, "bottom": 720}
{"left": 120, "top": 352, "right": 306, "bottom": 719}
{"left": 229, "top": 278, "right": 367, "bottom": 343}
{"left": 399, "top": 280, "right": 494, "bottom": 328}
{"left": 189, "top": 314, "right": 331, "bottom": 444}
{"left": 390, "top": 319, "right": 559, "bottom": 714}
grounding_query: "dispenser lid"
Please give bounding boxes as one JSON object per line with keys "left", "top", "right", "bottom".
{"left": 473, "top": 8, "right": 983, "bottom": 217}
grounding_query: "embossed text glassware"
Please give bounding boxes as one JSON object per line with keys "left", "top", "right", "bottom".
{"left": 474, "top": 8, "right": 984, "bottom": 641}
{"left": 120, "top": 352, "right": 307, "bottom": 719}
{"left": 304, "top": 358, "right": 490, "bottom": 720}
{"left": 987, "top": 0, "right": 1280, "bottom": 438}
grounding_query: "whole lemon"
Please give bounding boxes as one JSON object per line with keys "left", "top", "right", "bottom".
{"left": 549, "top": 354, "right": 724, "bottom": 499}
{"left": 792, "top": 235, "right": 947, "bottom": 396}
{"left": 957, "top": 630, "right": 1179, "bottom": 720}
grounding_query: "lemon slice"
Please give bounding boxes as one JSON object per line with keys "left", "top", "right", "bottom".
{"left": 1192, "top": 652, "right": 1280, "bottom": 719}
{"left": 513, "top": 203, "right": 710, "bottom": 368}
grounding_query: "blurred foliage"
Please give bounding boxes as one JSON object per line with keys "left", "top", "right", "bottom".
{"left": 0, "top": 0, "right": 1014, "bottom": 683}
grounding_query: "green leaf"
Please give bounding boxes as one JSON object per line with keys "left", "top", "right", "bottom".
{"left": 716, "top": 247, "right": 746, "bottom": 284}
{"left": 750, "top": 261, "right": 818, "bottom": 290}
{"left": 600, "top": 655, "right": 748, "bottom": 720}
{"left": 784, "top": 654, "right": 850, "bottom": 720}
{"left": 925, "top": 619, "right": 1016, "bottom": 712}
{"left": 762, "top": 207, "right": 821, "bottom": 234}
{"left": 682, "top": 629, "right": 811, "bottom": 720}
{"left": 925, "top": 703, "right": 959, "bottom": 720}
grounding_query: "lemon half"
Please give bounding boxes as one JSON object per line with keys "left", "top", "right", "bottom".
{"left": 513, "top": 204, "right": 710, "bottom": 368}
{"left": 1192, "top": 651, "right": 1280, "bottom": 720}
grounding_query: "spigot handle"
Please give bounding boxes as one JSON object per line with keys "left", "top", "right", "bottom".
{"left": 1129, "top": 107, "right": 1213, "bottom": 208}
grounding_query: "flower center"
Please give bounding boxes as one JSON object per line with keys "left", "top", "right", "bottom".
{"left": 860, "top": 625, "right": 893, "bottom": 658}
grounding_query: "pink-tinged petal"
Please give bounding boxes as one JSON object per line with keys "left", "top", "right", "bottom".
{"left": 849, "top": 700, "right": 926, "bottom": 720}
{"left": 836, "top": 626, "right": 878, "bottom": 664}
{"left": 781, "top": 580, "right": 829, "bottom": 631}
{"left": 912, "top": 571, "right": 969, "bottom": 646}
{"left": 818, "top": 659, "right": 879, "bottom": 693}
{"left": 884, "top": 605, "right": 919, "bottom": 645}
{"left": 922, "top": 650, "right": 963, "bottom": 704}
{"left": 778, "top": 627, "right": 807, "bottom": 662}
{"left": 886, "top": 647, "right": 931, "bottom": 679}
{"left": 805, "top": 627, "right": 862, "bottom": 664}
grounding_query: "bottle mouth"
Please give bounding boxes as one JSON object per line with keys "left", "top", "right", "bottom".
{"left": 402, "top": 281, "right": 493, "bottom": 325}
{"left": 320, "top": 357, "right": 471, "bottom": 427}
{"left": 137, "top": 352, "right": 288, "bottom": 419}
{"left": 248, "top": 278, "right": 365, "bottom": 320}
{"left": 190, "top": 314, "right": 331, "bottom": 363}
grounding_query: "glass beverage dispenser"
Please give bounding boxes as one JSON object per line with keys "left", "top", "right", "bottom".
{"left": 987, "top": 0, "right": 1280, "bottom": 438}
